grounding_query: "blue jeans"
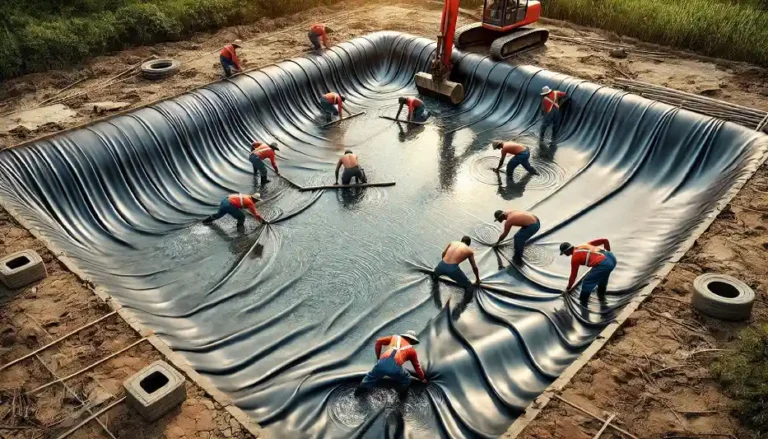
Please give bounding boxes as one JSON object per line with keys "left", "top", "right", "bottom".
{"left": 220, "top": 56, "right": 236, "bottom": 77}
{"left": 412, "top": 106, "right": 430, "bottom": 122}
{"left": 540, "top": 109, "right": 562, "bottom": 140}
{"left": 434, "top": 261, "right": 471, "bottom": 288}
{"left": 210, "top": 199, "right": 245, "bottom": 224}
{"left": 579, "top": 251, "right": 617, "bottom": 303}
{"left": 320, "top": 100, "right": 338, "bottom": 116}
{"left": 360, "top": 353, "right": 411, "bottom": 389}
{"left": 308, "top": 31, "right": 322, "bottom": 50}
{"left": 506, "top": 148, "right": 537, "bottom": 175}
{"left": 249, "top": 155, "right": 268, "bottom": 184}
{"left": 513, "top": 218, "right": 540, "bottom": 260}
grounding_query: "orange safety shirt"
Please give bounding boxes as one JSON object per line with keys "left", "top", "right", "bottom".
{"left": 251, "top": 142, "right": 278, "bottom": 171}
{"left": 220, "top": 44, "right": 242, "bottom": 70}
{"left": 568, "top": 238, "right": 611, "bottom": 289}
{"left": 542, "top": 90, "right": 567, "bottom": 113}
{"left": 227, "top": 194, "right": 262, "bottom": 220}
{"left": 374, "top": 335, "right": 426, "bottom": 381}
{"left": 310, "top": 24, "right": 330, "bottom": 47}
{"left": 323, "top": 92, "right": 343, "bottom": 116}
{"left": 406, "top": 97, "right": 423, "bottom": 117}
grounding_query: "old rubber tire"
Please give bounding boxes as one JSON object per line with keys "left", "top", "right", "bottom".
{"left": 692, "top": 273, "right": 754, "bottom": 321}
{"left": 141, "top": 59, "right": 181, "bottom": 80}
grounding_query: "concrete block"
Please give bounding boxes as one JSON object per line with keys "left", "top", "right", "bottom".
{"left": 0, "top": 249, "right": 47, "bottom": 289}
{"left": 124, "top": 360, "right": 187, "bottom": 422}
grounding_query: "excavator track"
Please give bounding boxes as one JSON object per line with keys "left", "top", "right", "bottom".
{"left": 454, "top": 22, "right": 499, "bottom": 49}
{"left": 489, "top": 27, "right": 549, "bottom": 60}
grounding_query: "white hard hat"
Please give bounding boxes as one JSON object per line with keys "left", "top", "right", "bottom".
{"left": 540, "top": 86, "right": 552, "bottom": 96}
{"left": 400, "top": 330, "right": 420, "bottom": 344}
{"left": 251, "top": 192, "right": 261, "bottom": 201}
{"left": 233, "top": 39, "right": 243, "bottom": 47}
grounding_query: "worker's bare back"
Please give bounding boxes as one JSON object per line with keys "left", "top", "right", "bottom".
{"left": 505, "top": 210, "right": 537, "bottom": 227}
{"left": 443, "top": 242, "right": 474, "bottom": 264}
{"left": 340, "top": 154, "right": 359, "bottom": 168}
{"left": 501, "top": 142, "right": 526, "bottom": 155}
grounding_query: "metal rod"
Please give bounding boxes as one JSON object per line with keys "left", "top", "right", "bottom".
{"left": 593, "top": 413, "right": 617, "bottom": 439}
{"left": 299, "top": 182, "right": 396, "bottom": 191}
{"left": 28, "top": 338, "right": 148, "bottom": 395}
{"left": 56, "top": 397, "right": 126, "bottom": 439}
{"left": 553, "top": 395, "right": 639, "bottom": 439}
{"left": 320, "top": 111, "right": 366, "bottom": 127}
{"left": 379, "top": 116, "right": 428, "bottom": 125}
{"left": 0, "top": 311, "right": 118, "bottom": 372}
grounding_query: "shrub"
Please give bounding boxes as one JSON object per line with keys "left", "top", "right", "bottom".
{"left": 711, "top": 324, "right": 768, "bottom": 433}
{"left": 115, "top": 3, "right": 183, "bottom": 45}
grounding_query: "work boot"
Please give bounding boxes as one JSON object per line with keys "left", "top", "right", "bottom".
{"left": 202, "top": 216, "right": 214, "bottom": 225}
{"left": 512, "top": 255, "right": 523, "bottom": 266}
{"left": 354, "top": 386, "right": 367, "bottom": 397}
{"left": 236, "top": 221, "right": 245, "bottom": 232}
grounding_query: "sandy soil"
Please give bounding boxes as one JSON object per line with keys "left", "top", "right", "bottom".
{"left": 0, "top": 1, "right": 767, "bottom": 437}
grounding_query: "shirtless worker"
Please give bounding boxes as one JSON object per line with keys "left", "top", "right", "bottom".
{"left": 559, "top": 239, "right": 616, "bottom": 304}
{"left": 320, "top": 92, "right": 346, "bottom": 122}
{"left": 492, "top": 140, "right": 539, "bottom": 177}
{"left": 202, "top": 193, "right": 266, "bottom": 229}
{"left": 249, "top": 141, "right": 280, "bottom": 185}
{"left": 395, "top": 96, "right": 430, "bottom": 123}
{"left": 493, "top": 209, "right": 540, "bottom": 266}
{"left": 355, "top": 330, "right": 427, "bottom": 398}
{"left": 335, "top": 150, "right": 367, "bottom": 185}
{"left": 308, "top": 23, "right": 333, "bottom": 50}
{"left": 434, "top": 237, "right": 481, "bottom": 288}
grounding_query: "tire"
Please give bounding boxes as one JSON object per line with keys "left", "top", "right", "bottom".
{"left": 141, "top": 59, "right": 181, "bottom": 80}
{"left": 692, "top": 273, "right": 754, "bottom": 321}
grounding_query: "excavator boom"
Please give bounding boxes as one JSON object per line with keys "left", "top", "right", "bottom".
{"left": 414, "top": 0, "right": 465, "bottom": 104}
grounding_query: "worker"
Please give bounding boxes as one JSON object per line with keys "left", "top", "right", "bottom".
{"left": 395, "top": 96, "right": 430, "bottom": 123}
{"left": 355, "top": 330, "right": 426, "bottom": 397}
{"left": 308, "top": 24, "right": 333, "bottom": 50}
{"left": 320, "top": 92, "right": 345, "bottom": 122}
{"left": 493, "top": 210, "right": 540, "bottom": 266}
{"left": 492, "top": 140, "right": 539, "bottom": 176}
{"left": 220, "top": 40, "right": 243, "bottom": 78}
{"left": 434, "top": 237, "right": 481, "bottom": 288}
{"left": 202, "top": 193, "right": 266, "bottom": 228}
{"left": 335, "top": 150, "right": 367, "bottom": 185}
{"left": 249, "top": 141, "right": 280, "bottom": 185}
{"left": 559, "top": 239, "right": 616, "bottom": 304}
{"left": 540, "top": 86, "right": 568, "bottom": 142}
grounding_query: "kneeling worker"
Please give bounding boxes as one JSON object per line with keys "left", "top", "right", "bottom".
{"left": 356, "top": 330, "right": 426, "bottom": 397}
{"left": 492, "top": 140, "right": 539, "bottom": 176}
{"left": 250, "top": 141, "right": 280, "bottom": 185}
{"left": 335, "top": 150, "right": 367, "bottom": 185}
{"left": 308, "top": 23, "right": 333, "bottom": 50}
{"left": 396, "top": 96, "right": 430, "bottom": 123}
{"left": 321, "top": 92, "right": 345, "bottom": 122}
{"left": 434, "top": 237, "right": 480, "bottom": 288}
{"left": 493, "top": 210, "right": 540, "bottom": 266}
{"left": 202, "top": 193, "right": 266, "bottom": 228}
{"left": 220, "top": 40, "right": 243, "bottom": 78}
{"left": 559, "top": 239, "right": 616, "bottom": 304}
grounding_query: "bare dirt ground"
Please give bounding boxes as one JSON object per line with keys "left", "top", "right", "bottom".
{"left": 0, "top": 1, "right": 767, "bottom": 438}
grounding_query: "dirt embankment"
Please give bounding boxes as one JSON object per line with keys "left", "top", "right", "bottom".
{"left": 0, "top": 1, "right": 767, "bottom": 438}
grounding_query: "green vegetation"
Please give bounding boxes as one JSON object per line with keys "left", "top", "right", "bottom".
{"left": 711, "top": 324, "right": 768, "bottom": 435}
{"left": 0, "top": 0, "right": 331, "bottom": 80}
{"left": 542, "top": 0, "right": 768, "bottom": 66}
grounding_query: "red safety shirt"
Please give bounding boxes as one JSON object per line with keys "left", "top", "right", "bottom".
{"left": 251, "top": 142, "right": 278, "bottom": 171}
{"left": 310, "top": 24, "right": 330, "bottom": 47}
{"left": 567, "top": 238, "right": 611, "bottom": 289}
{"left": 220, "top": 44, "right": 242, "bottom": 70}
{"left": 374, "top": 335, "right": 426, "bottom": 381}
{"left": 542, "top": 90, "right": 567, "bottom": 114}
{"left": 405, "top": 97, "right": 423, "bottom": 118}
{"left": 323, "top": 92, "right": 343, "bottom": 116}
{"left": 227, "top": 194, "right": 263, "bottom": 221}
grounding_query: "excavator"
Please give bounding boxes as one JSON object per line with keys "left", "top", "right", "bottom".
{"left": 415, "top": 0, "right": 549, "bottom": 104}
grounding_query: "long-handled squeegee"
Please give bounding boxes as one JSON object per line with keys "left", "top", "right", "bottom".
{"left": 414, "top": 0, "right": 465, "bottom": 105}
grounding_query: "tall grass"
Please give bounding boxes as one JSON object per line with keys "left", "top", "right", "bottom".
{"left": 0, "top": 0, "right": 334, "bottom": 80}
{"left": 542, "top": 0, "right": 768, "bottom": 66}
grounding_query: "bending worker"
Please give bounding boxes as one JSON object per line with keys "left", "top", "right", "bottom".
{"left": 202, "top": 193, "right": 266, "bottom": 228}
{"left": 396, "top": 96, "right": 430, "bottom": 123}
{"left": 250, "top": 141, "right": 280, "bottom": 185}
{"left": 540, "top": 86, "right": 568, "bottom": 142}
{"left": 356, "top": 330, "right": 426, "bottom": 397}
{"left": 308, "top": 23, "right": 333, "bottom": 50}
{"left": 335, "top": 150, "right": 367, "bottom": 185}
{"left": 321, "top": 92, "right": 346, "bottom": 122}
{"left": 559, "top": 239, "right": 616, "bottom": 304}
{"left": 434, "top": 237, "right": 480, "bottom": 288}
{"left": 220, "top": 40, "right": 243, "bottom": 78}
{"left": 493, "top": 140, "right": 538, "bottom": 176}
{"left": 493, "top": 209, "right": 540, "bottom": 266}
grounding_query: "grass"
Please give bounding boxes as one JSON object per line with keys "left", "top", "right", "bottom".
{"left": 541, "top": 0, "right": 768, "bottom": 66}
{"left": 711, "top": 324, "right": 768, "bottom": 436}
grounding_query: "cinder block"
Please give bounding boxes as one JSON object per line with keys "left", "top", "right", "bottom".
{"left": 0, "top": 249, "right": 47, "bottom": 289}
{"left": 124, "top": 360, "right": 187, "bottom": 422}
